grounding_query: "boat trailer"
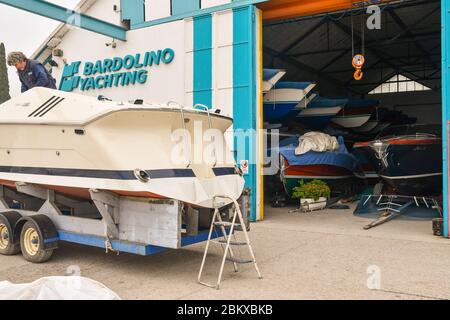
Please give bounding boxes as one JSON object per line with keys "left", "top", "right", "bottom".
{"left": 354, "top": 194, "right": 442, "bottom": 230}
{"left": 0, "top": 183, "right": 250, "bottom": 263}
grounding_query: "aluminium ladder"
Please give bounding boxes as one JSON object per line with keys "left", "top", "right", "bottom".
{"left": 198, "top": 195, "right": 262, "bottom": 289}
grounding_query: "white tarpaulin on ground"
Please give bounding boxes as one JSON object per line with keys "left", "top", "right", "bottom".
{"left": 0, "top": 276, "right": 121, "bottom": 300}
{"left": 295, "top": 132, "right": 339, "bottom": 155}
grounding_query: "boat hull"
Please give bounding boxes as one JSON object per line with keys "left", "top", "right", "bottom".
{"left": 0, "top": 88, "right": 244, "bottom": 208}
{"left": 281, "top": 161, "right": 356, "bottom": 196}
{"left": 263, "top": 83, "right": 315, "bottom": 122}
{"left": 378, "top": 141, "right": 442, "bottom": 196}
{"left": 352, "top": 143, "right": 382, "bottom": 184}
{"left": 353, "top": 120, "right": 379, "bottom": 133}
{"left": 331, "top": 114, "right": 372, "bottom": 128}
{"left": 331, "top": 106, "right": 374, "bottom": 128}
{"left": 264, "top": 102, "right": 300, "bottom": 122}
{"left": 296, "top": 106, "right": 342, "bottom": 129}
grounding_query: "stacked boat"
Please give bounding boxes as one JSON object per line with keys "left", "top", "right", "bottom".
{"left": 296, "top": 96, "right": 347, "bottom": 129}
{"left": 331, "top": 99, "right": 379, "bottom": 129}
{"left": 263, "top": 81, "right": 316, "bottom": 123}
{"left": 262, "top": 69, "right": 385, "bottom": 132}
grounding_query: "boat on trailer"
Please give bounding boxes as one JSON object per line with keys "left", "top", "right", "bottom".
{"left": 0, "top": 88, "right": 244, "bottom": 208}
{"left": 0, "top": 88, "right": 250, "bottom": 262}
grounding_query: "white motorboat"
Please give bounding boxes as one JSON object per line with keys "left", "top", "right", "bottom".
{"left": 0, "top": 88, "right": 244, "bottom": 208}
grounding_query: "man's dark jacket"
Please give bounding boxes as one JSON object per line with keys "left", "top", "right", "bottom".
{"left": 18, "top": 59, "right": 57, "bottom": 93}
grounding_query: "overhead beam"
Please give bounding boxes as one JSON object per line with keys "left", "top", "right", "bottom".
{"left": 319, "top": 48, "right": 351, "bottom": 72}
{"left": 262, "top": 0, "right": 440, "bottom": 26}
{"left": 350, "top": 77, "right": 441, "bottom": 87}
{"left": 386, "top": 6, "right": 440, "bottom": 45}
{"left": 0, "top": 0, "right": 127, "bottom": 41}
{"left": 288, "top": 32, "right": 441, "bottom": 58}
{"left": 263, "top": 45, "right": 357, "bottom": 94}
{"left": 259, "top": 0, "right": 395, "bottom": 22}
{"left": 279, "top": 17, "right": 328, "bottom": 55}
{"left": 332, "top": 20, "right": 424, "bottom": 85}
{"left": 388, "top": 8, "right": 439, "bottom": 68}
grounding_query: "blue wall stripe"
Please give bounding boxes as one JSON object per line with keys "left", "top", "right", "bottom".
{"left": 233, "top": 6, "right": 257, "bottom": 221}
{"left": 442, "top": 0, "right": 448, "bottom": 237}
{"left": 193, "top": 14, "right": 213, "bottom": 108}
{"left": 120, "top": 0, "right": 145, "bottom": 26}
{"left": 172, "top": 0, "right": 201, "bottom": 16}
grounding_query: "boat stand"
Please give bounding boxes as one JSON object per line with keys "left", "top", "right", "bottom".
{"left": 355, "top": 194, "right": 443, "bottom": 230}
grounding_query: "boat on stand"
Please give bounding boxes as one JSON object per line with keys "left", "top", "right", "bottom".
{"left": 263, "top": 68, "right": 286, "bottom": 93}
{"left": 296, "top": 96, "right": 347, "bottom": 129}
{"left": 368, "top": 124, "right": 442, "bottom": 196}
{"left": 275, "top": 133, "right": 364, "bottom": 197}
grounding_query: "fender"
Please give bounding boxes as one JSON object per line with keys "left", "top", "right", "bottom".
{"left": 0, "top": 211, "right": 22, "bottom": 245}
{"left": 14, "top": 215, "right": 59, "bottom": 250}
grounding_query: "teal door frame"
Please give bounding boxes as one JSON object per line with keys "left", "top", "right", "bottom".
{"left": 442, "top": 0, "right": 448, "bottom": 237}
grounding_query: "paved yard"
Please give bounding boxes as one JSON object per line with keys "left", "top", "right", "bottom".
{"left": 1, "top": 203, "right": 449, "bottom": 300}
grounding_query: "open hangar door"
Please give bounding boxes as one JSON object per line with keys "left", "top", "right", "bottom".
{"left": 259, "top": 0, "right": 443, "bottom": 231}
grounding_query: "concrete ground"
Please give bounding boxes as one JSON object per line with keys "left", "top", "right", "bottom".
{"left": 1, "top": 202, "right": 450, "bottom": 300}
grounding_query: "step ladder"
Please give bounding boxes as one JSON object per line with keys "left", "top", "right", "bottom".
{"left": 198, "top": 195, "right": 262, "bottom": 289}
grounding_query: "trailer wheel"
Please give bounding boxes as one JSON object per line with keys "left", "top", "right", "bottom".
{"left": 20, "top": 221, "right": 54, "bottom": 263}
{"left": 0, "top": 212, "right": 21, "bottom": 255}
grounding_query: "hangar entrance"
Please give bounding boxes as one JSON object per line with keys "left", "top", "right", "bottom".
{"left": 260, "top": 0, "right": 443, "bottom": 233}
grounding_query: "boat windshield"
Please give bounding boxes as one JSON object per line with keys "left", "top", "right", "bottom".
{"left": 376, "top": 124, "right": 441, "bottom": 139}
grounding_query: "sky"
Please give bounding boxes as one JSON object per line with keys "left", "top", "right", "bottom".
{"left": 0, "top": 0, "right": 80, "bottom": 97}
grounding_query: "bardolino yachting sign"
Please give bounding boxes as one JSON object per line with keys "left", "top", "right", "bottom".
{"left": 60, "top": 48, "right": 175, "bottom": 92}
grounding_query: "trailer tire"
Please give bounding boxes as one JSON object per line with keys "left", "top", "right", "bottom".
{"left": 20, "top": 221, "right": 54, "bottom": 263}
{"left": 0, "top": 212, "right": 22, "bottom": 256}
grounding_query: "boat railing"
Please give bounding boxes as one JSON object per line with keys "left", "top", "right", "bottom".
{"left": 194, "top": 104, "right": 217, "bottom": 168}
{"left": 168, "top": 101, "right": 191, "bottom": 168}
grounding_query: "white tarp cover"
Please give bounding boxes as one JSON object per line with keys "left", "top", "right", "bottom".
{"left": 0, "top": 276, "right": 121, "bottom": 300}
{"left": 295, "top": 132, "right": 339, "bottom": 155}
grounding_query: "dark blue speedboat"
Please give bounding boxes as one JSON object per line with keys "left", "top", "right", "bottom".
{"left": 369, "top": 124, "right": 442, "bottom": 196}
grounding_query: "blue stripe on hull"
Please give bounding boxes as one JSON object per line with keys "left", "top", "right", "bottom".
{"left": 0, "top": 166, "right": 237, "bottom": 180}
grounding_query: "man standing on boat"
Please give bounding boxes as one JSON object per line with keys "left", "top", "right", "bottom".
{"left": 7, "top": 52, "right": 57, "bottom": 93}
